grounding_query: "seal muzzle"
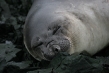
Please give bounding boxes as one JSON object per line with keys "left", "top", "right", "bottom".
{"left": 31, "top": 36, "right": 70, "bottom": 60}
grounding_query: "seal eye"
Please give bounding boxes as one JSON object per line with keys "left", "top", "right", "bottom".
{"left": 35, "top": 42, "right": 43, "bottom": 48}
{"left": 53, "top": 26, "right": 61, "bottom": 35}
{"left": 31, "top": 37, "right": 43, "bottom": 49}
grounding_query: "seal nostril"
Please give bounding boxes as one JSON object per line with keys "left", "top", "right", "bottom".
{"left": 54, "top": 48, "right": 59, "bottom": 52}
{"left": 52, "top": 45, "right": 60, "bottom": 53}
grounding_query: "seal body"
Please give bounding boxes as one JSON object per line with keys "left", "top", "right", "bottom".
{"left": 24, "top": 0, "right": 109, "bottom": 60}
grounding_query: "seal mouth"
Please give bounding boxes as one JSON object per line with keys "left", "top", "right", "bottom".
{"left": 42, "top": 44, "right": 60, "bottom": 60}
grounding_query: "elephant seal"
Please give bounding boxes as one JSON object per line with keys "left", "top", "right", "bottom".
{"left": 24, "top": 0, "right": 109, "bottom": 61}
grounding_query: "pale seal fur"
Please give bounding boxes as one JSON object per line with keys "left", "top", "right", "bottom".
{"left": 24, "top": 0, "right": 109, "bottom": 60}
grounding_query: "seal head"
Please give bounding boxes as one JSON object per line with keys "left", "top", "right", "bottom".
{"left": 24, "top": 7, "right": 72, "bottom": 60}
{"left": 29, "top": 16, "right": 72, "bottom": 60}
{"left": 31, "top": 35, "right": 70, "bottom": 60}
